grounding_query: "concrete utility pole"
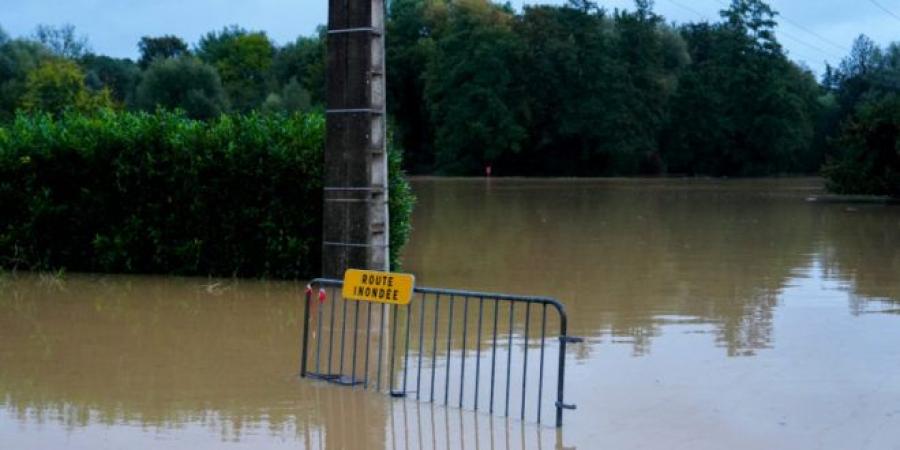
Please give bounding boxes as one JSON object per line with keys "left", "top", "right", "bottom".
{"left": 322, "top": 0, "right": 389, "bottom": 278}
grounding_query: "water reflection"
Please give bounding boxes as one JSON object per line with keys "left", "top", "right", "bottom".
{"left": 385, "top": 402, "right": 569, "bottom": 450}
{"left": 2, "top": 178, "right": 899, "bottom": 448}
{"left": 0, "top": 275, "right": 391, "bottom": 448}
{"left": 816, "top": 204, "right": 900, "bottom": 315}
{"left": 403, "top": 178, "right": 900, "bottom": 356}
{"left": 0, "top": 274, "right": 571, "bottom": 449}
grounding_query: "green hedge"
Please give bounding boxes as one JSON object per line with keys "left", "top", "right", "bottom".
{"left": 0, "top": 109, "right": 414, "bottom": 278}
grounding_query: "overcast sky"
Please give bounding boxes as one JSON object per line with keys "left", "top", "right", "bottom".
{"left": 3, "top": 0, "right": 900, "bottom": 75}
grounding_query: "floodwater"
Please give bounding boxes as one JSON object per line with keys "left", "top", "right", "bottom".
{"left": 2, "top": 178, "right": 899, "bottom": 449}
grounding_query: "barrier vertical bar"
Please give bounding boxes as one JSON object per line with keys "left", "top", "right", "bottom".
{"left": 328, "top": 287, "right": 337, "bottom": 374}
{"left": 301, "top": 287, "right": 312, "bottom": 377}
{"left": 364, "top": 302, "right": 373, "bottom": 386}
{"left": 402, "top": 297, "right": 413, "bottom": 394}
{"left": 430, "top": 293, "right": 440, "bottom": 402}
{"left": 459, "top": 296, "right": 469, "bottom": 408}
{"left": 376, "top": 303, "right": 386, "bottom": 391}
{"left": 505, "top": 301, "right": 514, "bottom": 417}
{"left": 555, "top": 307, "right": 568, "bottom": 427}
{"left": 489, "top": 299, "right": 499, "bottom": 413}
{"left": 416, "top": 293, "right": 427, "bottom": 400}
{"left": 521, "top": 303, "right": 531, "bottom": 419}
{"left": 444, "top": 295, "right": 455, "bottom": 405}
{"left": 351, "top": 301, "right": 360, "bottom": 385}
{"left": 474, "top": 296, "right": 484, "bottom": 410}
{"left": 339, "top": 294, "right": 348, "bottom": 375}
{"left": 537, "top": 304, "right": 547, "bottom": 423}
{"left": 315, "top": 290, "right": 324, "bottom": 374}
{"left": 389, "top": 303, "right": 399, "bottom": 393}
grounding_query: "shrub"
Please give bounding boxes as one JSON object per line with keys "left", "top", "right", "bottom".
{"left": 20, "top": 59, "right": 114, "bottom": 116}
{"left": 0, "top": 109, "right": 414, "bottom": 278}
{"left": 134, "top": 57, "right": 229, "bottom": 120}
{"left": 388, "top": 139, "right": 415, "bottom": 270}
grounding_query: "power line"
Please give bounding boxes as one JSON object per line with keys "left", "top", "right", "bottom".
{"left": 710, "top": 0, "right": 850, "bottom": 55}
{"left": 661, "top": 0, "right": 712, "bottom": 21}
{"left": 777, "top": 29, "right": 845, "bottom": 61}
{"left": 867, "top": 0, "right": 900, "bottom": 23}
{"left": 777, "top": 14, "right": 849, "bottom": 53}
{"left": 659, "top": 0, "right": 844, "bottom": 64}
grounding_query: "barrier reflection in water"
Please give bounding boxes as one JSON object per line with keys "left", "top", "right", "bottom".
{"left": 385, "top": 400, "right": 574, "bottom": 450}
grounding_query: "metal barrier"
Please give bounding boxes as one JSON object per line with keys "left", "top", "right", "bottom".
{"left": 300, "top": 278, "right": 582, "bottom": 427}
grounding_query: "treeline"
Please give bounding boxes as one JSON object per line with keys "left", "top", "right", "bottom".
{"left": 1, "top": 0, "right": 898, "bottom": 195}
{"left": 820, "top": 36, "right": 900, "bottom": 197}
{"left": 0, "top": 23, "right": 323, "bottom": 121}
{"left": 386, "top": 0, "right": 899, "bottom": 194}
{"left": 385, "top": 0, "right": 899, "bottom": 182}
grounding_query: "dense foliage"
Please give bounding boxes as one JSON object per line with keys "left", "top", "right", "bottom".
{"left": 20, "top": 59, "right": 114, "bottom": 116}
{"left": 386, "top": 0, "right": 828, "bottom": 176}
{"left": 134, "top": 56, "right": 229, "bottom": 120}
{"left": 197, "top": 26, "right": 275, "bottom": 112}
{"left": 822, "top": 93, "right": 900, "bottom": 197}
{"left": 820, "top": 37, "right": 900, "bottom": 197}
{"left": 382, "top": 0, "right": 897, "bottom": 193}
{"left": 0, "top": 39, "right": 52, "bottom": 122}
{"left": 0, "top": 0, "right": 896, "bottom": 210}
{"left": 663, "top": 9, "right": 820, "bottom": 176}
{"left": 138, "top": 35, "right": 189, "bottom": 69}
{"left": 0, "top": 24, "right": 316, "bottom": 120}
{"left": 0, "top": 110, "right": 414, "bottom": 277}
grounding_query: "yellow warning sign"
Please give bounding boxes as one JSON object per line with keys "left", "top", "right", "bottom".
{"left": 342, "top": 269, "right": 415, "bottom": 305}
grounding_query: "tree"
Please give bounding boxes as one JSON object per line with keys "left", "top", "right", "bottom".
{"left": 271, "top": 29, "right": 326, "bottom": 106}
{"left": 80, "top": 54, "right": 139, "bottom": 104}
{"left": 832, "top": 36, "right": 884, "bottom": 121}
{"left": 822, "top": 37, "right": 900, "bottom": 197}
{"left": 0, "top": 25, "right": 9, "bottom": 45}
{"left": 386, "top": 0, "right": 443, "bottom": 173}
{"left": 818, "top": 36, "right": 897, "bottom": 164}
{"left": 721, "top": 0, "right": 780, "bottom": 54}
{"left": 138, "top": 35, "right": 189, "bottom": 69}
{"left": 823, "top": 93, "right": 900, "bottom": 198}
{"left": 261, "top": 77, "right": 311, "bottom": 114}
{"left": 662, "top": 0, "right": 818, "bottom": 175}
{"left": 20, "top": 59, "right": 113, "bottom": 116}
{"left": 21, "top": 59, "right": 83, "bottom": 114}
{"left": 196, "top": 26, "right": 274, "bottom": 111}
{"left": 840, "top": 35, "right": 880, "bottom": 80}
{"left": 32, "top": 24, "right": 90, "bottom": 59}
{"left": 513, "top": 4, "right": 623, "bottom": 175}
{"left": 279, "top": 78, "right": 312, "bottom": 112}
{"left": 424, "top": 0, "right": 525, "bottom": 174}
{"left": 0, "top": 39, "right": 53, "bottom": 121}
{"left": 567, "top": 0, "right": 599, "bottom": 13}
{"left": 134, "top": 56, "right": 229, "bottom": 120}
{"left": 613, "top": 2, "right": 687, "bottom": 173}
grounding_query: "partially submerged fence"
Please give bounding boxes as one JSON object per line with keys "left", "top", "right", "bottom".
{"left": 300, "top": 278, "right": 582, "bottom": 427}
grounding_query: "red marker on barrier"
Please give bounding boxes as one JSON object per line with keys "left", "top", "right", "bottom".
{"left": 318, "top": 288, "right": 327, "bottom": 304}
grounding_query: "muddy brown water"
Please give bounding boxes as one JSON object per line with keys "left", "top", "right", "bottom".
{"left": 2, "top": 178, "right": 899, "bottom": 449}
